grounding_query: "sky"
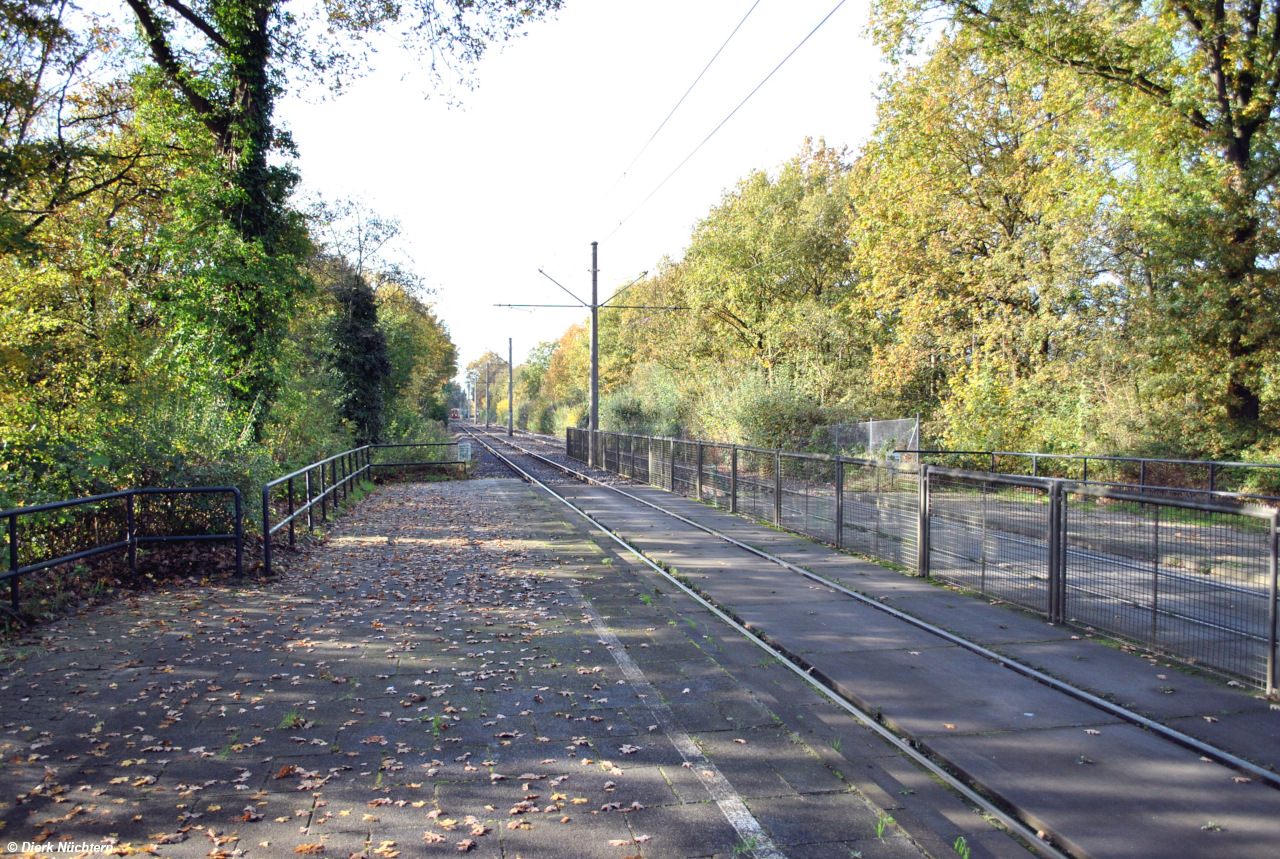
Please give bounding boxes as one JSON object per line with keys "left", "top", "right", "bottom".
{"left": 278, "top": 0, "right": 887, "bottom": 380}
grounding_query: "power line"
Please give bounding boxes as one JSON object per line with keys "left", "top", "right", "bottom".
{"left": 604, "top": 0, "right": 849, "bottom": 242}
{"left": 610, "top": 0, "right": 764, "bottom": 188}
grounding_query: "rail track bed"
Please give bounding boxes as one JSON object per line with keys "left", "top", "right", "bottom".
{"left": 461, "top": 424, "right": 1280, "bottom": 859}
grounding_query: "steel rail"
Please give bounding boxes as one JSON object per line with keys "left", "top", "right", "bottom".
{"left": 461, "top": 426, "right": 1072, "bottom": 859}
{"left": 468, "top": 425, "right": 1280, "bottom": 794}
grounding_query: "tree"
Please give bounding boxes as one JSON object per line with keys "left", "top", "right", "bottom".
{"left": 680, "top": 140, "right": 857, "bottom": 396}
{"left": 327, "top": 263, "right": 390, "bottom": 445}
{"left": 850, "top": 32, "right": 1131, "bottom": 449}
{"left": 872, "top": 0, "right": 1280, "bottom": 440}
{"left": 117, "top": 0, "right": 561, "bottom": 426}
{"left": 1, "top": 1, "right": 146, "bottom": 254}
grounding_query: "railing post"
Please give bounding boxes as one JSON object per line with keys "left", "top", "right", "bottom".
{"left": 305, "top": 469, "right": 314, "bottom": 531}
{"left": 320, "top": 462, "right": 327, "bottom": 523}
{"left": 233, "top": 490, "right": 244, "bottom": 578}
{"left": 1209, "top": 463, "right": 1218, "bottom": 493}
{"left": 8, "top": 513, "right": 19, "bottom": 613}
{"left": 126, "top": 492, "right": 137, "bottom": 577}
{"left": 1150, "top": 503, "right": 1161, "bottom": 646}
{"left": 1268, "top": 511, "right": 1278, "bottom": 696}
{"left": 1048, "top": 481, "right": 1062, "bottom": 623}
{"left": 916, "top": 464, "right": 930, "bottom": 577}
{"left": 695, "top": 442, "right": 703, "bottom": 501}
{"left": 262, "top": 484, "right": 273, "bottom": 578}
{"left": 730, "top": 446, "right": 738, "bottom": 514}
{"left": 835, "top": 457, "right": 844, "bottom": 548}
{"left": 774, "top": 451, "right": 782, "bottom": 526}
{"left": 287, "top": 477, "right": 296, "bottom": 546}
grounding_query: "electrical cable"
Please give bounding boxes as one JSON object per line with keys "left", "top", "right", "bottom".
{"left": 603, "top": 0, "right": 850, "bottom": 242}
{"left": 610, "top": 0, "right": 764, "bottom": 189}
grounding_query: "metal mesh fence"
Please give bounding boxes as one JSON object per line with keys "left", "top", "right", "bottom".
{"left": 779, "top": 453, "right": 838, "bottom": 544}
{"left": 735, "top": 447, "right": 778, "bottom": 525}
{"left": 926, "top": 469, "right": 1054, "bottom": 614}
{"left": 1062, "top": 486, "right": 1278, "bottom": 687}
{"left": 842, "top": 460, "right": 918, "bottom": 570}
{"left": 700, "top": 444, "right": 734, "bottom": 509}
{"left": 672, "top": 440, "right": 698, "bottom": 497}
{"left": 565, "top": 429, "right": 1280, "bottom": 690}
{"left": 821, "top": 418, "right": 919, "bottom": 458}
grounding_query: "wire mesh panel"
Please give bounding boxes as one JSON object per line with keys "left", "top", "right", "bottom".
{"left": 700, "top": 444, "right": 734, "bottom": 509}
{"left": 778, "top": 453, "right": 838, "bottom": 543}
{"left": 821, "top": 418, "right": 919, "bottom": 458}
{"left": 670, "top": 441, "right": 693, "bottom": 497}
{"left": 1063, "top": 486, "right": 1279, "bottom": 688}
{"left": 645, "top": 438, "right": 672, "bottom": 491}
{"left": 841, "top": 460, "right": 919, "bottom": 571}
{"left": 927, "top": 468, "right": 1053, "bottom": 613}
{"left": 630, "top": 436, "right": 649, "bottom": 484}
{"left": 735, "top": 447, "right": 777, "bottom": 524}
{"left": 566, "top": 428, "right": 585, "bottom": 462}
{"left": 601, "top": 432, "right": 618, "bottom": 472}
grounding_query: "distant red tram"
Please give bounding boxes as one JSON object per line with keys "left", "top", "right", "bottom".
{"left": 449, "top": 408, "right": 461, "bottom": 419}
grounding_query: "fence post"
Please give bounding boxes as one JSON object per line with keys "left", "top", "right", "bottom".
{"left": 320, "top": 462, "right": 327, "bottom": 523}
{"left": 1047, "top": 481, "right": 1062, "bottom": 623}
{"left": 1151, "top": 503, "right": 1161, "bottom": 645}
{"left": 730, "top": 446, "right": 738, "bottom": 514}
{"left": 287, "top": 477, "right": 296, "bottom": 547}
{"left": 8, "top": 513, "right": 19, "bottom": 613}
{"left": 233, "top": 490, "right": 244, "bottom": 578}
{"left": 916, "top": 464, "right": 930, "bottom": 577}
{"left": 695, "top": 442, "right": 704, "bottom": 501}
{"left": 835, "top": 457, "right": 844, "bottom": 548}
{"left": 262, "top": 485, "right": 273, "bottom": 578}
{"left": 1268, "top": 511, "right": 1278, "bottom": 696}
{"left": 126, "top": 492, "right": 137, "bottom": 577}
{"left": 774, "top": 450, "right": 782, "bottom": 526}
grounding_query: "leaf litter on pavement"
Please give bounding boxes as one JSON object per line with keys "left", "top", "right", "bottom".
{"left": 0, "top": 481, "right": 669, "bottom": 857}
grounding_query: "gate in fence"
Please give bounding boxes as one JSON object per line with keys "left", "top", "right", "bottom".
{"left": 567, "top": 428, "right": 1280, "bottom": 693}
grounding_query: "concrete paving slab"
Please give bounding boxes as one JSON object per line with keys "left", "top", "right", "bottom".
{"left": 927, "top": 723, "right": 1280, "bottom": 859}
{"left": 803, "top": 645, "right": 1123, "bottom": 737}
{"left": 992, "top": 637, "right": 1277, "bottom": 722}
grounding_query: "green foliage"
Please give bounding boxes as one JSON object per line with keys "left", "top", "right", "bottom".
{"left": 328, "top": 267, "right": 391, "bottom": 445}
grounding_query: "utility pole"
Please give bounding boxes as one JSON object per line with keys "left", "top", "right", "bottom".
{"left": 589, "top": 242, "right": 599, "bottom": 466}
{"left": 484, "top": 362, "right": 490, "bottom": 428}
{"left": 494, "top": 243, "right": 683, "bottom": 462}
{"left": 508, "top": 338, "right": 514, "bottom": 438}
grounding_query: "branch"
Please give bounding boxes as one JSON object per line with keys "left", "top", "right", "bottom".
{"left": 123, "top": 0, "right": 229, "bottom": 141}
{"left": 161, "top": 0, "right": 230, "bottom": 50}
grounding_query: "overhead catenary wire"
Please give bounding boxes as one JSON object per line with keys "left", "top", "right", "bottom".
{"left": 604, "top": 0, "right": 850, "bottom": 243}
{"left": 609, "top": 0, "right": 765, "bottom": 190}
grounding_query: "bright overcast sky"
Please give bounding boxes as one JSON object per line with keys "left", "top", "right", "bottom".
{"left": 279, "top": 0, "right": 885, "bottom": 378}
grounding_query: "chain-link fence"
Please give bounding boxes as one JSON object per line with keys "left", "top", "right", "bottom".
{"left": 820, "top": 417, "right": 919, "bottom": 459}
{"left": 566, "top": 428, "right": 1280, "bottom": 692}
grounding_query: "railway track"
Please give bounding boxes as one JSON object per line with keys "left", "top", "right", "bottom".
{"left": 460, "top": 423, "right": 1280, "bottom": 859}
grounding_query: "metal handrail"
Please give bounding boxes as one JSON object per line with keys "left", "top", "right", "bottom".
{"left": 2, "top": 487, "right": 244, "bottom": 613}
{"left": 261, "top": 441, "right": 465, "bottom": 576}
{"left": 904, "top": 448, "right": 1280, "bottom": 498}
